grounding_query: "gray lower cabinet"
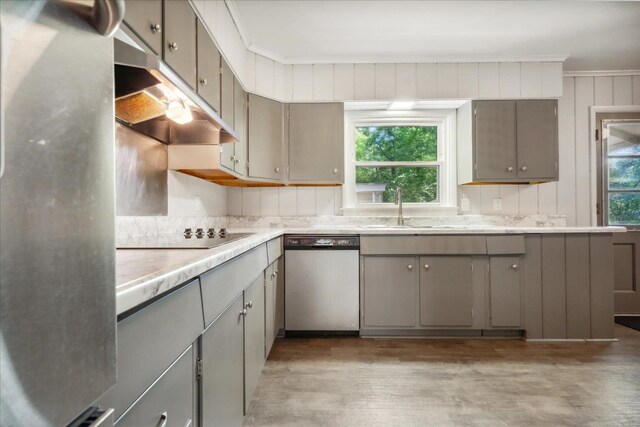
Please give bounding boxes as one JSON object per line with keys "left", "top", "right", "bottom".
{"left": 123, "top": 0, "right": 162, "bottom": 54}
{"left": 244, "top": 275, "right": 266, "bottom": 413}
{"left": 489, "top": 256, "right": 523, "bottom": 328}
{"left": 201, "top": 293, "right": 245, "bottom": 427}
{"left": 163, "top": 0, "right": 197, "bottom": 89}
{"left": 117, "top": 346, "right": 196, "bottom": 427}
{"left": 287, "top": 103, "right": 344, "bottom": 183}
{"left": 362, "top": 256, "right": 417, "bottom": 327}
{"left": 196, "top": 19, "right": 221, "bottom": 112}
{"left": 248, "top": 94, "right": 284, "bottom": 181}
{"left": 419, "top": 256, "right": 473, "bottom": 327}
{"left": 265, "top": 262, "right": 278, "bottom": 357}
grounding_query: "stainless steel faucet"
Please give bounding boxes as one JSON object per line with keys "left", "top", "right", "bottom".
{"left": 395, "top": 188, "right": 404, "bottom": 225}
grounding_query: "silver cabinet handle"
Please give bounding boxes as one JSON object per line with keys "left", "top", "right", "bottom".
{"left": 90, "top": 0, "right": 125, "bottom": 37}
{"left": 424, "top": 264, "right": 430, "bottom": 270}
{"left": 275, "top": 167, "right": 280, "bottom": 173}
{"left": 200, "top": 77, "right": 208, "bottom": 86}
{"left": 240, "top": 309, "right": 247, "bottom": 317}
{"left": 333, "top": 168, "right": 338, "bottom": 174}
{"left": 235, "top": 159, "right": 240, "bottom": 164}
{"left": 507, "top": 166, "right": 513, "bottom": 172}
{"left": 230, "top": 155, "right": 236, "bottom": 162}
{"left": 245, "top": 301, "right": 254, "bottom": 309}
{"left": 407, "top": 264, "right": 413, "bottom": 270}
{"left": 512, "top": 264, "right": 518, "bottom": 270}
{"left": 151, "top": 23, "right": 162, "bottom": 33}
{"left": 159, "top": 411, "right": 168, "bottom": 427}
{"left": 521, "top": 166, "right": 527, "bottom": 172}
{"left": 271, "top": 272, "right": 276, "bottom": 278}
{"left": 169, "top": 42, "right": 178, "bottom": 51}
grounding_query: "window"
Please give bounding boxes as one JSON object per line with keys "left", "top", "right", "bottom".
{"left": 343, "top": 109, "right": 457, "bottom": 213}
{"left": 604, "top": 122, "right": 640, "bottom": 226}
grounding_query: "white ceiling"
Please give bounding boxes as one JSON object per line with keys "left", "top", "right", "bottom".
{"left": 232, "top": 1, "right": 640, "bottom": 71}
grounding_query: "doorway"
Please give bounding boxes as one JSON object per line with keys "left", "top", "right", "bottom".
{"left": 596, "top": 112, "right": 640, "bottom": 314}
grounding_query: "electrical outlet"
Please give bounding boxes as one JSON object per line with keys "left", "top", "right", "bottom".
{"left": 460, "top": 198, "right": 470, "bottom": 212}
{"left": 493, "top": 197, "right": 502, "bottom": 212}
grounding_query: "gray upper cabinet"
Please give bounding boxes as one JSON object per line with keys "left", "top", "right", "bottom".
{"left": 244, "top": 275, "right": 266, "bottom": 413}
{"left": 220, "top": 58, "right": 234, "bottom": 127}
{"left": 475, "top": 101, "right": 518, "bottom": 180}
{"left": 489, "top": 256, "right": 523, "bottom": 328}
{"left": 458, "top": 99, "right": 559, "bottom": 184}
{"left": 288, "top": 103, "right": 344, "bottom": 183}
{"left": 123, "top": 0, "right": 163, "bottom": 54}
{"left": 201, "top": 293, "right": 245, "bottom": 427}
{"left": 196, "top": 19, "right": 221, "bottom": 112}
{"left": 163, "top": 0, "right": 197, "bottom": 89}
{"left": 516, "top": 100, "right": 559, "bottom": 180}
{"left": 419, "top": 256, "right": 474, "bottom": 327}
{"left": 362, "top": 256, "right": 417, "bottom": 328}
{"left": 233, "top": 77, "right": 248, "bottom": 176}
{"left": 248, "top": 94, "right": 284, "bottom": 181}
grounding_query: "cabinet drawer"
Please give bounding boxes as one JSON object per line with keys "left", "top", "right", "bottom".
{"left": 200, "top": 244, "right": 268, "bottom": 326}
{"left": 117, "top": 346, "right": 195, "bottom": 427}
{"left": 360, "top": 235, "right": 487, "bottom": 255}
{"left": 99, "top": 279, "right": 204, "bottom": 420}
{"left": 486, "top": 235, "right": 525, "bottom": 254}
{"left": 266, "top": 237, "right": 282, "bottom": 264}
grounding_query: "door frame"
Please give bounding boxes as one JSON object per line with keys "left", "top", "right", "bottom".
{"left": 589, "top": 106, "right": 640, "bottom": 226}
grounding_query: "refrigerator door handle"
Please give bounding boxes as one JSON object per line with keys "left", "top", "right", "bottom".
{"left": 90, "top": 0, "right": 125, "bottom": 37}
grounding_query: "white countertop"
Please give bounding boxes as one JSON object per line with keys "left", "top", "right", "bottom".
{"left": 116, "top": 225, "right": 624, "bottom": 315}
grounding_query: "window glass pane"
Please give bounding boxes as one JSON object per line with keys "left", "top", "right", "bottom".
{"left": 355, "top": 126, "right": 437, "bottom": 162}
{"left": 608, "top": 140, "right": 640, "bottom": 156}
{"left": 608, "top": 192, "right": 640, "bottom": 225}
{"left": 355, "top": 166, "right": 438, "bottom": 203}
{"left": 608, "top": 124, "right": 640, "bottom": 155}
{"left": 608, "top": 158, "right": 640, "bottom": 189}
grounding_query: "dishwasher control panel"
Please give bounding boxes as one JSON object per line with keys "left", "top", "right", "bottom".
{"left": 284, "top": 235, "right": 360, "bottom": 250}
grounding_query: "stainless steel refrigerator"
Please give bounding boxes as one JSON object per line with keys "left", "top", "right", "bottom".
{"left": 1, "top": 1, "right": 123, "bottom": 426}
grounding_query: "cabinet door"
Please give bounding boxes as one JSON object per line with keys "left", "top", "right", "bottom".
{"left": 363, "top": 256, "right": 417, "bottom": 327}
{"left": 233, "top": 78, "right": 247, "bottom": 175}
{"left": 288, "top": 103, "right": 344, "bottom": 183}
{"left": 244, "top": 275, "right": 266, "bottom": 413}
{"left": 419, "top": 256, "right": 473, "bottom": 327}
{"left": 196, "top": 19, "right": 221, "bottom": 112}
{"left": 265, "top": 263, "right": 277, "bottom": 357}
{"left": 248, "top": 94, "right": 284, "bottom": 180}
{"left": 123, "top": 0, "right": 162, "bottom": 54}
{"left": 474, "top": 100, "right": 517, "bottom": 180}
{"left": 489, "top": 256, "right": 523, "bottom": 328}
{"left": 220, "top": 58, "right": 234, "bottom": 127}
{"left": 163, "top": 0, "right": 197, "bottom": 89}
{"left": 201, "top": 294, "right": 244, "bottom": 427}
{"left": 117, "top": 346, "right": 195, "bottom": 427}
{"left": 516, "top": 100, "right": 558, "bottom": 180}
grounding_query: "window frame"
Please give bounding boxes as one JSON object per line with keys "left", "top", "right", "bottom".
{"left": 343, "top": 109, "right": 457, "bottom": 215}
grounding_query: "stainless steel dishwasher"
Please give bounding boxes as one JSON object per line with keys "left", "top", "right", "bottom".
{"left": 284, "top": 235, "right": 360, "bottom": 335}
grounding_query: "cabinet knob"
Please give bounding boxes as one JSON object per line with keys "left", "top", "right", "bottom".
{"left": 520, "top": 166, "right": 527, "bottom": 172}
{"left": 235, "top": 159, "right": 240, "bottom": 164}
{"left": 230, "top": 155, "right": 236, "bottom": 162}
{"left": 275, "top": 167, "right": 280, "bottom": 173}
{"left": 512, "top": 264, "right": 518, "bottom": 270}
{"left": 333, "top": 168, "right": 338, "bottom": 174}
{"left": 507, "top": 166, "right": 514, "bottom": 172}
{"left": 271, "top": 272, "right": 276, "bottom": 278}
{"left": 424, "top": 264, "right": 430, "bottom": 270}
{"left": 168, "top": 42, "right": 178, "bottom": 51}
{"left": 159, "top": 411, "right": 168, "bottom": 427}
{"left": 246, "top": 301, "right": 254, "bottom": 309}
{"left": 151, "top": 23, "right": 162, "bottom": 33}
{"left": 407, "top": 264, "right": 413, "bottom": 270}
{"left": 240, "top": 309, "right": 247, "bottom": 317}
{"left": 200, "top": 77, "right": 208, "bottom": 86}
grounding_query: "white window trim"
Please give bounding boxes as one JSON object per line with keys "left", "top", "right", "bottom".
{"left": 343, "top": 109, "right": 457, "bottom": 216}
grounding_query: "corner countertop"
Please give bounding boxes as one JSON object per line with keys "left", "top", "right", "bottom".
{"left": 116, "top": 225, "right": 624, "bottom": 315}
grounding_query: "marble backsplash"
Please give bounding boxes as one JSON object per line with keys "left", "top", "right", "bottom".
{"left": 227, "top": 214, "right": 567, "bottom": 229}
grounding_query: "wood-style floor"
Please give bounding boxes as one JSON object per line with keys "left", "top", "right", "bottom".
{"left": 244, "top": 325, "right": 640, "bottom": 426}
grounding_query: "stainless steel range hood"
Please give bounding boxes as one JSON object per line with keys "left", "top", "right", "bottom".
{"left": 114, "top": 37, "right": 238, "bottom": 145}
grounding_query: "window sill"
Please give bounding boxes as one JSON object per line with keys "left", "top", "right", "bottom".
{"left": 341, "top": 205, "right": 458, "bottom": 216}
